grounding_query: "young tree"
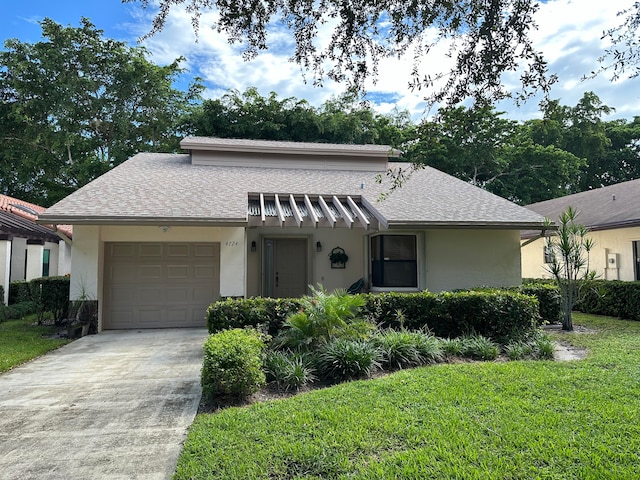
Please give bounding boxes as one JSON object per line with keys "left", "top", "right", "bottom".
{"left": 127, "top": 0, "right": 556, "bottom": 105}
{"left": 0, "top": 18, "right": 201, "bottom": 205}
{"left": 544, "top": 207, "right": 595, "bottom": 331}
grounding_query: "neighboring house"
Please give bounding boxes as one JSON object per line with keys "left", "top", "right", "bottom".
{"left": 522, "top": 178, "right": 640, "bottom": 281}
{"left": 0, "top": 194, "right": 72, "bottom": 305}
{"left": 38, "top": 137, "right": 546, "bottom": 331}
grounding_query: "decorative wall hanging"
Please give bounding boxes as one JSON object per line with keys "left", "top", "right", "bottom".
{"left": 329, "top": 246, "right": 348, "bottom": 269}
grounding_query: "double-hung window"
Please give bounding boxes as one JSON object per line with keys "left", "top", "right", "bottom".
{"left": 371, "top": 235, "right": 417, "bottom": 288}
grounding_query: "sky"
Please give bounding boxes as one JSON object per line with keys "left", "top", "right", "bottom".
{"left": 1, "top": 0, "right": 639, "bottom": 123}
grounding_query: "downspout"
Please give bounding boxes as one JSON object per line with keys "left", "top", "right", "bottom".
{"left": 52, "top": 225, "right": 73, "bottom": 246}
{"left": 521, "top": 227, "right": 550, "bottom": 248}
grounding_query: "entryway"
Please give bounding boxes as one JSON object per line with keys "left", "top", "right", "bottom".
{"left": 263, "top": 238, "right": 308, "bottom": 297}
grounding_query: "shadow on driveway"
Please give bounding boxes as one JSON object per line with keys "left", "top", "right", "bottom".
{"left": 0, "top": 328, "right": 208, "bottom": 480}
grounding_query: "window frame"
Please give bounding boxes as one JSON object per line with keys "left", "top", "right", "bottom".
{"left": 370, "top": 234, "right": 419, "bottom": 290}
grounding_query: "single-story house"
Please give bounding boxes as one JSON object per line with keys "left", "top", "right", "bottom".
{"left": 38, "top": 137, "right": 546, "bottom": 331}
{"left": 522, "top": 178, "right": 640, "bottom": 281}
{"left": 0, "top": 194, "right": 72, "bottom": 304}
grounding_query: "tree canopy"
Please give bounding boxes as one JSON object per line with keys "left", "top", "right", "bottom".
{"left": 127, "top": 0, "right": 556, "bottom": 105}
{"left": 0, "top": 18, "right": 201, "bottom": 205}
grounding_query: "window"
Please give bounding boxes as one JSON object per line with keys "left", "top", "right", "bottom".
{"left": 543, "top": 245, "right": 553, "bottom": 264}
{"left": 371, "top": 235, "right": 417, "bottom": 288}
{"left": 42, "top": 249, "right": 50, "bottom": 277}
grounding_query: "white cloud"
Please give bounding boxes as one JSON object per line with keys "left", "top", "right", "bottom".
{"left": 133, "top": 0, "right": 640, "bottom": 122}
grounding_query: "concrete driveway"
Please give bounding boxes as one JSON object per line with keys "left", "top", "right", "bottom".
{"left": 0, "top": 328, "right": 209, "bottom": 480}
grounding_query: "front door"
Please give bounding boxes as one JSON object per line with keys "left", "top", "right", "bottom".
{"left": 264, "top": 238, "right": 308, "bottom": 298}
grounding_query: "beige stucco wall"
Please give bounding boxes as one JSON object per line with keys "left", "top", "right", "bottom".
{"left": 0, "top": 240, "right": 10, "bottom": 305}
{"left": 70, "top": 225, "right": 246, "bottom": 329}
{"left": 424, "top": 229, "right": 523, "bottom": 292}
{"left": 522, "top": 226, "right": 640, "bottom": 281}
{"left": 9, "top": 237, "right": 26, "bottom": 282}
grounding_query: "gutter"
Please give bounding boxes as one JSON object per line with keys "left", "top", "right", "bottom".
{"left": 52, "top": 225, "right": 73, "bottom": 246}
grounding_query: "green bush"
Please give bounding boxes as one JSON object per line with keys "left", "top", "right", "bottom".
{"left": 8, "top": 281, "right": 31, "bottom": 305}
{"left": 319, "top": 339, "right": 382, "bottom": 381}
{"left": 576, "top": 280, "right": 640, "bottom": 321}
{"left": 372, "top": 329, "right": 434, "bottom": 369}
{"left": 515, "top": 284, "right": 562, "bottom": 324}
{"left": 201, "top": 328, "right": 267, "bottom": 401}
{"left": 0, "top": 301, "right": 37, "bottom": 322}
{"left": 460, "top": 334, "right": 500, "bottom": 361}
{"left": 362, "top": 290, "right": 539, "bottom": 343}
{"left": 28, "top": 276, "right": 70, "bottom": 324}
{"left": 264, "top": 350, "right": 317, "bottom": 391}
{"left": 207, "top": 297, "right": 302, "bottom": 334}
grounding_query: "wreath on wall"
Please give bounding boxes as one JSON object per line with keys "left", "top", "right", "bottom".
{"left": 329, "top": 247, "right": 348, "bottom": 268}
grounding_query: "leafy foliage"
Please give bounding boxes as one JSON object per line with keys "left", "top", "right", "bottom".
{"left": 131, "top": 0, "right": 554, "bottom": 105}
{"left": 318, "top": 339, "right": 382, "bottom": 381}
{"left": 372, "top": 329, "right": 443, "bottom": 369}
{"left": 201, "top": 328, "right": 267, "bottom": 400}
{"left": 0, "top": 18, "right": 200, "bottom": 205}
{"left": 576, "top": 280, "right": 640, "bottom": 321}
{"left": 275, "top": 285, "right": 366, "bottom": 349}
{"left": 544, "top": 207, "right": 595, "bottom": 330}
{"left": 264, "top": 350, "right": 317, "bottom": 391}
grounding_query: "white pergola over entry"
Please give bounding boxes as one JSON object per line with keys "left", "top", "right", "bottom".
{"left": 248, "top": 194, "right": 380, "bottom": 229}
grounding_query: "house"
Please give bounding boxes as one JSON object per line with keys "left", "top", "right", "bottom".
{"left": 521, "top": 178, "right": 640, "bottom": 281}
{"left": 38, "top": 137, "right": 546, "bottom": 331}
{"left": 0, "top": 194, "right": 72, "bottom": 304}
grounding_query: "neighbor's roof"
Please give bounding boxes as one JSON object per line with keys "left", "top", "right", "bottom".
{"left": 0, "top": 194, "right": 73, "bottom": 239}
{"left": 39, "top": 152, "right": 545, "bottom": 229}
{"left": 525, "top": 178, "right": 640, "bottom": 232}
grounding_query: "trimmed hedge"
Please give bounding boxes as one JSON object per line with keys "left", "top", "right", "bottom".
{"left": 29, "top": 276, "right": 70, "bottom": 323}
{"left": 207, "top": 290, "right": 541, "bottom": 343}
{"left": 201, "top": 328, "right": 267, "bottom": 401}
{"left": 576, "top": 280, "right": 640, "bottom": 321}
{"left": 8, "top": 281, "right": 31, "bottom": 305}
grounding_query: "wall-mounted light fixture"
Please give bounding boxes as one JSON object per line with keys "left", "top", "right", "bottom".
{"left": 316, "top": 241, "right": 322, "bottom": 252}
{"left": 251, "top": 241, "right": 257, "bottom": 252}
{"left": 159, "top": 226, "right": 170, "bottom": 233}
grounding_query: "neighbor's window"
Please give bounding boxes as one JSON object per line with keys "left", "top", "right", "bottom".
{"left": 371, "top": 235, "right": 417, "bottom": 288}
{"left": 42, "top": 249, "right": 50, "bottom": 277}
{"left": 543, "top": 245, "right": 553, "bottom": 264}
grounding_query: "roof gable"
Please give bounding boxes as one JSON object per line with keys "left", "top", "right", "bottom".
{"left": 526, "top": 178, "right": 640, "bottom": 230}
{"left": 0, "top": 194, "right": 73, "bottom": 239}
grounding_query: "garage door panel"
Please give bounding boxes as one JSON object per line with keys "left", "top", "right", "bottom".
{"left": 139, "top": 265, "right": 163, "bottom": 279}
{"left": 167, "top": 265, "right": 189, "bottom": 279}
{"left": 140, "top": 244, "right": 163, "bottom": 257}
{"left": 103, "top": 242, "right": 220, "bottom": 329}
{"left": 194, "top": 265, "right": 215, "bottom": 279}
{"left": 168, "top": 244, "right": 190, "bottom": 256}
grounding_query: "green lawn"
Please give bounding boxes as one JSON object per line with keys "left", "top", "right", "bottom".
{"left": 175, "top": 313, "right": 640, "bottom": 479}
{"left": 0, "top": 316, "right": 71, "bottom": 373}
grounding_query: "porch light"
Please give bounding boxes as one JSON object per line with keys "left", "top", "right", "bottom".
{"left": 316, "top": 241, "right": 322, "bottom": 252}
{"left": 251, "top": 241, "right": 257, "bottom": 252}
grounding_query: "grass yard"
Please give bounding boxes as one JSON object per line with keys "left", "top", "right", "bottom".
{"left": 175, "top": 313, "right": 640, "bottom": 479}
{"left": 0, "top": 316, "right": 71, "bottom": 373}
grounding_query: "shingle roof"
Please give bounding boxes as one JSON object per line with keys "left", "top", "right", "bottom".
{"left": 525, "top": 178, "right": 640, "bottom": 231}
{"left": 40, "top": 153, "right": 545, "bottom": 229}
{"left": 0, "top": 194, "right": 72, "bottom": 238}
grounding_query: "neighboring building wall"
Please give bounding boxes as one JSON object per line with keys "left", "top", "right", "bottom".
{"left": 57, "top": 240, "right": 72, "bottom": 276}
{"left": 522, "top": 226, "right": 640, "bottom": 281}
{"left": 44, "top": 241, "right": 59, "bottom": 277}
{"left": 26, "top": 240, "right": 44, "bottom": 280}
{"left": 0, "top": 238, "right": 10, "bottom": 305}
{"left": 424, "top": 229, "right": 523, "bottom": 292}
{"left": 10, "top": 237, "right": 27, "bottom": 282}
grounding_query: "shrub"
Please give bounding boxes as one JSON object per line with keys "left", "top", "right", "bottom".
{"left": 515, "top": 284, "right": 562, "bottom": 325}
{"left": 440, "top": 338, "right": 464, "bottom": 357}
{"left": 533, "top": 333, "right": 555, "bottom": 359}
{"left": 319, "top": 339, "right": 382, "bottom": 381}
{"left": 201, "top": 328, "right": 267, "bottom": 401}
{"left": 277, "top": 285, "right": 366, "bottom": 349}
{"left": 264, "top": 350, "right": 317, "bottom": 391}
{"left": 460, "top": 334, "right": 500, "bottom": 361}
{"left": 207, "top": 297, "right": 302, "bottom": 334}
{"left": 576, "top": 280, "right": 640, "bottom": 321}
{"left": 8, "top": 281, "right": 31, "bottom": 305}
{"left": 503, "top": 331, "right": 555, "bottom": 360}
{"left": 28, "top": 276, "right": 70, "bottom": 324}
{"left": 373, "top": 329, "right": 420, "bottom": 369}
{"left": 0, "top": 301, "right": 37, "bottom": 322}
{"left": 413, "top": 332, "right": 444, "bottom": 364}
{"left": 504, "top": 341, "right": 535, "bottom": 361}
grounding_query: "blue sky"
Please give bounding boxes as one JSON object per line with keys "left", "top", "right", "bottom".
{"left": 2, "top": 0, "right": 639, "bottom": 122}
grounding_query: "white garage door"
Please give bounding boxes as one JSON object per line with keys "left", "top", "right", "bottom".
{"left": 103, "top": 242, "right": 220, "bottom": 329}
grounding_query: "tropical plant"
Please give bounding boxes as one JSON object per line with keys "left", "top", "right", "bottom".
{"left": 264, "top": 350, "right": 317, "bottom": 391}
{"left": 319, "top": 339, "right": 382, "bottom": 381}
{"left": 276, "top": 285, "right": 365, "bottom": 349}
{"left": 460, "top": 334, "right": 500, "bottom": 361}
{"left": 544, "top": 206, "right": 596, "bottom": 331}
